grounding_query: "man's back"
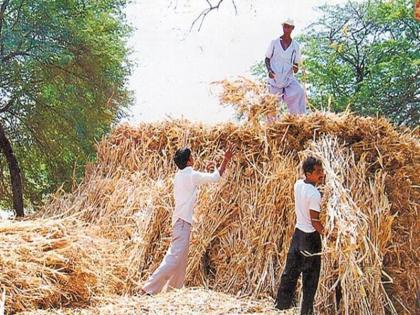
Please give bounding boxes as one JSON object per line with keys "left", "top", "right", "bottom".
{"left": 173, "top": 167, "right": 220, "bottom": 226}
{"left": 294, "top": 179, "right": 321, "bottom": 233}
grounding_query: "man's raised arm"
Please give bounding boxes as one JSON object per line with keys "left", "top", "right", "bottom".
{"left": 192, "top": 144, "right": 236, "bottom": 186}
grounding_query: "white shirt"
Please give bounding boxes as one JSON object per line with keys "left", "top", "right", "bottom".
{"left": 294, "top": 179, "right": 321, "bottom": 233}
{"left": 172, "top": 166, "right": 221, "bottom": 226}
{"left": 265, "top": 38, "right": 302, "bottom": 88}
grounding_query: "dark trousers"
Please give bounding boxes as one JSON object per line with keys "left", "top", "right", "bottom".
{"left": 275, "top": 228, "right": 322, "bottom": 315}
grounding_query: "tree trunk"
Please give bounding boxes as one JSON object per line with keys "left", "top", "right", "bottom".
{"left": 0, "top": 122, "right": 24, "bottom": 217}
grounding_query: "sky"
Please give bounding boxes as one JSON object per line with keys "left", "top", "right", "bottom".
{"left": 124, "top": 0, "right": 348, "bottom": 124}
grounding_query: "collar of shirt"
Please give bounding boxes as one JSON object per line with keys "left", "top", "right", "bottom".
{"left": 179, "top": 166, "right": 193, "bottom": 173}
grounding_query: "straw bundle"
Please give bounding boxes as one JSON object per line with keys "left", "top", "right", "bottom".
{"left": 0, "top": 218, "right": 98, "bottom": 313}
{"left": 0, "top": 215, "right": 145, "bottom": 313}
{"left": 303, "top": 136, "right": 396, "bottom": 314}
{"left": 216, "top": 78, "right": 280, "bottom": 123}
{"left": 5, "top": 79, "right": 416, "bottom": 314}
{"left": 186, "top": 153, "right": 297, "bottom": 294}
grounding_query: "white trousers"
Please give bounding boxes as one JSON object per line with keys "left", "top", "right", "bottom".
{"left": 142, "top": 218, "right": 191, "bottom": 294}
{"left": 268, "top": 78, "right": 307, "bottom": 115}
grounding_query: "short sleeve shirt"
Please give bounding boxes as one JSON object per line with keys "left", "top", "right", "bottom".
{"left": 294, "top": 179, "right": 321, "bottom": 233}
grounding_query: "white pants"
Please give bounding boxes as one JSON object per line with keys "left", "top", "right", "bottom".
{"left": 142, "top": 218, "right": 191, "bottom": 294}
{"left": 268, "top": 78, "right": 306, "bottom": 115}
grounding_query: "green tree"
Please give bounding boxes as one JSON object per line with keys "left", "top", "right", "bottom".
{"left": 0, "top": 0, "right": 132, "bottom": 215}
{"left": 251, "top": 0, "right": 419, "bottom": 126}
{"left": 299, "top": 0, "right": 419, "bottom": 126}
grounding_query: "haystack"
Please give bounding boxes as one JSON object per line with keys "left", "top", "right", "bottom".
{"left": 1, "top": 79, "right": 418, "bottom": 314}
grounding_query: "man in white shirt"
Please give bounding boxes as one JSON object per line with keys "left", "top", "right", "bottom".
{"left": 265, "top": 19, "right": 306, "bottom": 116}
{"left": 275, "top": 157, "right": 325, "bottom": 315}
{"left": 141, "top": 144, "right": 235, "bottom": 295}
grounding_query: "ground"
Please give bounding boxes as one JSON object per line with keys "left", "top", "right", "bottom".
{"left": 17, "top": 288, "right": 298, "bottom": 314}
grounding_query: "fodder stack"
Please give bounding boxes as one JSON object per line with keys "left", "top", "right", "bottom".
{"left": 5, "top": 79, "right": 418, "bottom": 314}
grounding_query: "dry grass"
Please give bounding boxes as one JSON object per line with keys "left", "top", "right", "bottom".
{"left": 17, "top": 288, "right": 293, "bottom": 315}
{"left": 1, "top": 79, "right": 418, "bottom": 314}
{"left": 304, "top": 136, "right": 397, "bottom": 314}
{"left": 0, "top": 218, "right": 97, "bottom": 312}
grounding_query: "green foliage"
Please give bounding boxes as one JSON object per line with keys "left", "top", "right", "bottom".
{"left": 250, "top": 60, "right": 267, "bottom": 82}
{"left": 0, "top": 0, "right": 132, "bottom": 206}
{"left": 251, "top": 0, "right": 419, "bottom": 126}
{"left": 299, "top": 0, "right": 419, "bottom": 126}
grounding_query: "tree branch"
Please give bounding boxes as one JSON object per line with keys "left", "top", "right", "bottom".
{"left": 0, "top": 0, "right": 11, "bottom": 57}
{"left": 190, "top": 0, "right": 226, "bottom": 32}
{"left": 231, "top": 0, "right": 237, "bottom": 15}
{"left": 0, "top": 94, "right": 16, "bottom": 113}
{"left": 5, "top": 110, "right": 55, "bottom": 160}
{"left": 1, "top": 50, "right": 30, "bottom": 62}
{"left": 11, "top": 0, "right": 25, "bottom": 31}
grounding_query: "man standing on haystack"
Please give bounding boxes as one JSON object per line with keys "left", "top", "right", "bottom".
{"left": 265, "top": 19, "right": 306, "bottom": 116}
{"left": 140, "top": 144, "right": 235, "bottom": 295}
{"left": 275, "top": 157, "right": 324, "bottom": 315}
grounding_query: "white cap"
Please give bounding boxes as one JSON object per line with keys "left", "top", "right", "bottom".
{"left": 282, "top": 18, "right": 295, "bottom": 27}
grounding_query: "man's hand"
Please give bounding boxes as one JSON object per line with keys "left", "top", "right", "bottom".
{"left": 293, "top": 64, "right": 299, "bottom": 73}
{"left": 206, "top": 161, "right": 217, "bottom": 172}
{"left": 224, "top": 143, "right": 235, "bottom": 160}
{"left": 328, "top": 232, "right": 337, "bottom": 242}
{"left": 310, "top": 210, "right": 325, "bottom": 236}
{"left": 265, "top": 57, "right": 274, "bottom": 79}
{"left": 219, "top": 143, "right": 236, "bottom": 176}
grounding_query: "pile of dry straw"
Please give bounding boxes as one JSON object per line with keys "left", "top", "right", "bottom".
{"left": 17, "top": 288, "right": 288, "bottom": 315}
{"left": 1, "top": 79, "right": 418, "bottom": 314}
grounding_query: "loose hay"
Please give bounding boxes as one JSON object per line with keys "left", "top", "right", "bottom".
{"left": 2, "top": 79, "right": 418, "bottom": 314}
{"left": 0, "top": 218, "right": 97, "bottom": 312}
{"left": 17, "top": 288, "right": 294, "bottom": 314}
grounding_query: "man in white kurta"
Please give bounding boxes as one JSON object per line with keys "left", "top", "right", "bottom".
{"left": 141, "top": 146, "right": 234, "bottom": 295}
{"left": 265, "top": 19, "right": 306, "bottom": 115}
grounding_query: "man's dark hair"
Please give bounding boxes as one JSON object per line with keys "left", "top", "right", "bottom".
{"left": 174, "top": 148, "right": 191, "bottom": 169}
{"left": 302, "top": 156, "right": 322, "bottom": 175}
